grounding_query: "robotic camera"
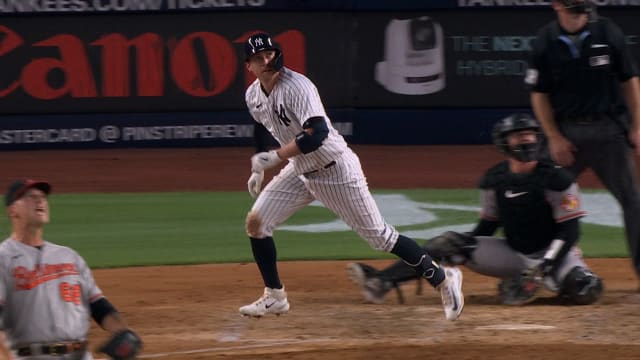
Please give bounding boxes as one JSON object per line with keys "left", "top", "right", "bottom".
{"left": 375, "top": 16, "right": 445, "bottom": 95}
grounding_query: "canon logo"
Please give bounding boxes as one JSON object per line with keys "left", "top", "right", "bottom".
{"left": 0, "top": 27, "right": 305, "bottom": 100}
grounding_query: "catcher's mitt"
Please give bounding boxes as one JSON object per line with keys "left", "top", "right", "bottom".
{"left": 498, "top": 268, "right": 543, "bottom": 306}
{"left": 98, "top": 329, "right": 142, "bottom": 360}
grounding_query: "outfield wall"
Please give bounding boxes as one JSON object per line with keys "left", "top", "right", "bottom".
{"left": 1, "top": 1, "right": 639, "bottom": 149}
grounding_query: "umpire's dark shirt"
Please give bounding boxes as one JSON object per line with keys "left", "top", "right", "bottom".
{"left": 526, "top": 17, "right": 638, "bottom": 119}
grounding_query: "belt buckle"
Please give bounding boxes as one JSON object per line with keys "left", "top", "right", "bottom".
{"left": 47, "top": 343, "right": 66, "bottom": 355}
{"left": 43, "top": 344, "right": 65, "bottom": 355}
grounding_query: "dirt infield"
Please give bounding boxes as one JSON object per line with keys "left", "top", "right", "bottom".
{"left": 2, "top": 145, "right": 639, "bottom": 359}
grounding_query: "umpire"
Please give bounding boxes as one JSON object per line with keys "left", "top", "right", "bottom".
{"left": 526, "top": 0, "right": 640, "bottom": 286}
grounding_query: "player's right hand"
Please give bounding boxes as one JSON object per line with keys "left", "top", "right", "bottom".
{"left": 248, "top": 171, "right": 265, "bottom": 198}
{"left": 251, "top": 150, "right": 282, "bottom": 173}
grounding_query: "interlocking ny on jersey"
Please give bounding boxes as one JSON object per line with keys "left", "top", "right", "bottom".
{"left": 275, "top": 104, "right": 291, "bottom": 126}
{"left": 246, "top": 67, "right": 348, "bottom": 175}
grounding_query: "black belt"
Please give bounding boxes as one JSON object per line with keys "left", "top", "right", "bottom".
{"left": 303, "top": 161, "right": 336, "bottom": 177}
{"left": 16, "top": 341, "right": 87, "bottom": 356}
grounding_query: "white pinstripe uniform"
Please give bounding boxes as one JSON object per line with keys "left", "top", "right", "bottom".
{"left": 246, "top": 67, "right": 399, "bottom": 251}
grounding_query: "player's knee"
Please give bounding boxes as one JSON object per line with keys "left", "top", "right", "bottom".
{"left": 560, "top": 266, "right": 603, "bottom": 305}
{"left": 245, "top": 211, "right": 263, "bottom": 238}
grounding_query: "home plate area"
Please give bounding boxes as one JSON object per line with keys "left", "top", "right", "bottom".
{"left": 88, "top": 259, "right": 640, "bottom": 360}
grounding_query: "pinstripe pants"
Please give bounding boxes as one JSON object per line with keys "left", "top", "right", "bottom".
{"left": 250, "top": 148, "right": 399, "bottom": 251}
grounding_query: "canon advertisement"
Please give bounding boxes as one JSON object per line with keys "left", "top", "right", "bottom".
{"left": 0, "top": 8, "right": 638, "bottom": 148}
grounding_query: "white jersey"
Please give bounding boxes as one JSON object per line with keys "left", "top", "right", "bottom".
{"left": 246, "top": 68, "right": 400, "bottom": 253}
{"left": 0, "top": 238, "right": 102, "bottom": 347}
{"left": 245, "top": 67, "right": 348, "bottom": 175}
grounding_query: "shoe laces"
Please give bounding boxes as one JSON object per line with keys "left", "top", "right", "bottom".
{"left": 253, "top": 290, "right": 278, "bottom": 306}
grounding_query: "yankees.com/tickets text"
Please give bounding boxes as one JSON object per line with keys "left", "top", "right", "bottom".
{"left": 0, "top": 0, "right": 265, "bottom": 13}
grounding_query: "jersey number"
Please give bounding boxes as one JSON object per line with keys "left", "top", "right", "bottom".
{"left": 59, "top": 282, "right": 81, "bottom": 305}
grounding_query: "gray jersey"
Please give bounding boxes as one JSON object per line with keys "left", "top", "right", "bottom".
{"left": 0, "top": 238, "right": 102, "bottom": 347}
{"left": 245, "top": 67, "right": 348, "bottom": 175}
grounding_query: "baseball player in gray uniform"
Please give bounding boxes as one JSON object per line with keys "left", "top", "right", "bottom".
{"left": 239, "top": 32, "right": 464, "bottom": 321}
{"left": 0, "top": 179, "right": 141, "bottom": 359}
{"left": 348, "top": 114, "right": 603, "bottom": 306}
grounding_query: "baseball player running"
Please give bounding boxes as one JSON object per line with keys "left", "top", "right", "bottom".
{"left": 348, "top": 114, "right": 603, "bottom": 306}
{"left": 239, "top": 32, "right": 464, "bottom": 321}
{"left": 0, "top": 179, "right": 141, "bottom": 359}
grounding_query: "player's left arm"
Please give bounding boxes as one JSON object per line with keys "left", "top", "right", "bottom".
{"left": 251, "top": 88, "right": 329, "bottom": 171}
{"left": 540, "top": 182, "right": 586, "bottom": 276}
{"left": 74, "top": 252, "right": 132, "bottom": 332}
{"left": 77, "top": 252, "right": 142, "bottom": 359}
{"left": 278, "top": 85, "right": 329, "bottom": 158}
{"left": 252, "top": 115, "right": 328, "bottom": 170}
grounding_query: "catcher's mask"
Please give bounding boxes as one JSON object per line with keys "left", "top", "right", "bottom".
{"left": 492, "top": 113, "right": 542, "bottom": 162}
{"left": 244, "top": 32, "right": 283, "bottom": 71}
{"left": 558, "top": 0, "right": 594, "bottom": 14}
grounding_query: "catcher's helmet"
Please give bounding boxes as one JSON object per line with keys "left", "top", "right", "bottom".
{"left": 244, "top": 32, "right": 283, "bottom": 71}
{"left": 492, "top": 113, "right": 542, "bottom": 162}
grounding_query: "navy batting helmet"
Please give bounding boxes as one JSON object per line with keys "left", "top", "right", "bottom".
{"left": 244, "top": 32, "right": 283, "bottom": 71}
{"left": 492, "top": 113, "right": 542, "bottom": 162}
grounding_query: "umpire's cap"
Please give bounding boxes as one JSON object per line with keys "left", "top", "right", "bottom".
{"left": 5, "top": 179, "right": 51, "bottom": 206}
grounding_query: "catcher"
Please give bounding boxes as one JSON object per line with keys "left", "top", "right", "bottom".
{"left": 348, "top": 113, "right": 603, "bottom": 306}
{"left": 0, "top": 179, "right": 142, "bottom": 359}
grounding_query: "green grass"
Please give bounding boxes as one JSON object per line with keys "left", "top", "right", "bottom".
{"left": 0, "top": 189, "right": 628, "bottom": 268}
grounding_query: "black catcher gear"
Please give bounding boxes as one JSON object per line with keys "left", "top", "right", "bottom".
{"left": 492, "top": 113, "right": 542, "bottom": 162}
{"left": 424, "top": 231, "right": 477, "bottom": 266}
{"left": 347, "top": 262, "right": 422, "bottom": 304}
{"left": 498, "top": 269, "right": 542, "bottom": 306}
{"left": 559, "top": 266, "right": 603, "bottom": 305}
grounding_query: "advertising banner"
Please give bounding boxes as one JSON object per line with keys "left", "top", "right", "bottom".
{"left": 354, "top": 9, "right": 640, "bottom": 107}
{"left": 2, "top": 10, "right": 638, "bottom": 113}
{"left": 1, "top": 7, "right": 639, "bottom": 148}
{"left": 2, "top": 0, "right": 639, "bottom": 15}
{"left": 0, "top": 12, "right": 350, "bottom": 113}
{"left": 0, "top": 111, "right": 353, "bottom": 149}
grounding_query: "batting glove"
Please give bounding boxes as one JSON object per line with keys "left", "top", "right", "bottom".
{"left": 251, "top": 150, "right": 283, "bottom": 173}
{"left": 247, "top": 171, "right": 264, "bottom": 198}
